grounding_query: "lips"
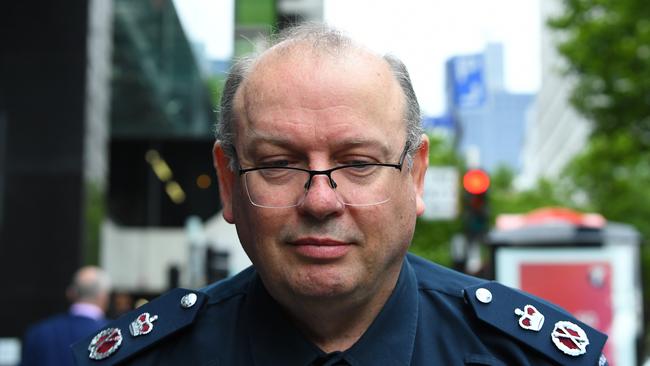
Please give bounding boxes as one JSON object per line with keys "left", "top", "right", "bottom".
{"left": 289, "top": 238, "right": 352, "bottom": 260}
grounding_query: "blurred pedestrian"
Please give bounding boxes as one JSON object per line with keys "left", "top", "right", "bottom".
{"left": 21, "top": 266, "right": 111, "bottom": 366}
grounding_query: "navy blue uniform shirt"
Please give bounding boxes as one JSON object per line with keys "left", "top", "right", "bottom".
{"left": 73, "top": 253, "right": 608, "bottom": 365}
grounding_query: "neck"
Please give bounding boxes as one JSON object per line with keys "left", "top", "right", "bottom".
{"left": 279, "top": 267, "right": 401, "bottom": 353}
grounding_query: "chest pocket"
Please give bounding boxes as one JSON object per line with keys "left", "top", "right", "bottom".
{"left": 464, "top": 354, "right": 507, "bottom": 366}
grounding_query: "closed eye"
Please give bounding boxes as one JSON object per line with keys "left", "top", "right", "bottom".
{"left": 338, "top": 164, "right": 380, "bottom": 177}
{"left": 259, "top": 159, "right": 292, "bottom": 168}
{"left": 345, "top": 163, "right": 375, "bottom": 170}
{"left": 339, "top": 157, "right": 377, "bottom": 165}
{"left": 257, "top": 167, "right": 298, "bottom": 180}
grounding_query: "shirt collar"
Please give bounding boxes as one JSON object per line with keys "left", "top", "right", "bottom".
{"left": 69, "top": 302, "right": 105, "bottom": 320}
{"left": 244, "top": 274, "right": 321, "bottom": 366}
{"left": 343, "top": 257, "right": 418, "bottom": 365}
{"left": 244, "top": 257, "right": 419, "bottom": 366}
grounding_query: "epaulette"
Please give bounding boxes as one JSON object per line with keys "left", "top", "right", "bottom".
{"left": 464, "top": 281, "right": 608, "bottom": 366}
{"left": 72, "top": 288, "right": 207, "bottom": 366}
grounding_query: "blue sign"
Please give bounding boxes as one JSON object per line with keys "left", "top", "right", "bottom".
{"left": 449, "top": 54, "right": 486, "bottom": 109}
{"left": 422, "top": 114, "right": 454, "bottom": 131}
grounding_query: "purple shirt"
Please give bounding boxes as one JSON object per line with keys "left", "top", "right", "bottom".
{"left": 69, "top": 302, "right": 104, "bottom": 321}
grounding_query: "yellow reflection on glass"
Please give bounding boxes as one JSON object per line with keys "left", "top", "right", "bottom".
{"left": 165, "top": 181, "right": 186, "bottom": 204}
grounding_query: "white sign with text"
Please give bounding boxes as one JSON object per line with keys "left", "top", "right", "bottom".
{"left": 422, "top": 166, "right": 459, "bottom": 220}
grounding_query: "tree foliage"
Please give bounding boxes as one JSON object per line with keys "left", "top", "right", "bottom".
{"left": 563, "top": 132, "right": 650, "bottom": 238}
{"left": 548, "top": 0, "right": 650, "bottom": 146}
{"left": 206, "top": 75, "right": 225, "bottom": 108}
{"left": 549, "top": 0, "right": 650, "bottom": 351}
{"left": 549, "top": 0, "right": 650, "bottom": 249}
{"left": 490, "top": 166, "right": 569, "bottom": 217}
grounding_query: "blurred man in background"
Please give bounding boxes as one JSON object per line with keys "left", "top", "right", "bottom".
{"left": 21, "top": 266, "right": 111, "bottom": 366}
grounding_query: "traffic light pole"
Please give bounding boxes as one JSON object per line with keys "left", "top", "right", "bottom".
{"left": 459, "top": 168, "right": 490, "bottom": 275}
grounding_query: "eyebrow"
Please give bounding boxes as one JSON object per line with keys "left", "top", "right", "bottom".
{"left": 242, "top": 134, "right": 392, "bottom": 158}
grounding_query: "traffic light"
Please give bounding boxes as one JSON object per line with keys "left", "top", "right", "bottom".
{"left": 462, "top": 169, "right": 490, "bottom": 238}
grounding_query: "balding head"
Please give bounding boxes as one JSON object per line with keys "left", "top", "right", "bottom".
{"left": 216, "top": 23, "right": 422, "bottom": 170}
{"left": 67, "top": 266, "right": 111, "bottom": 311}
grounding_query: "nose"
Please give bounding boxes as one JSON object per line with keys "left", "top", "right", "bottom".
{"left": 298, "top": 175, "right": 344, "bottom": 220}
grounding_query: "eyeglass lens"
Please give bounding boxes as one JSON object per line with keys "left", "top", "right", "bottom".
{"left": 243, "top": 165, "right": 398, "bottom": 208}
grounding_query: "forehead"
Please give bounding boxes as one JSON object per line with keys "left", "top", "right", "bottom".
{"left": 244, "top": 44, "right": 398, "bottom": 105}
{"left": 233, "top": 43, "right": 405, "bottom": 148}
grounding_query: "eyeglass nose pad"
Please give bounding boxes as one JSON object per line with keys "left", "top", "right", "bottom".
{"left": 303, "top": 174, "right": 338, "bottom": 190}
{"left": 329, "top": 177, "right": 338, "bottom": 189}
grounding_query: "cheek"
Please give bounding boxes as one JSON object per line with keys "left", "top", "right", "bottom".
{"left": 356, "top": 199, "right": 413, "bottom": 245}
{"left": 351, "top": 178, "right": 418, "bottom": 233}
{"left": 233, "top": 200, "right": 285, "bottom": 257}
{"left": 384, "top": 185, "right": 418, "bottom": 244}
{"left": 232, "top": 184, "right": 264, "bottom": 253}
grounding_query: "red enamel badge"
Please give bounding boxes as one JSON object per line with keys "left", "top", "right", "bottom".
{"left": 551, "top": 321, "right": 590, "bottom": 356}
{"left": 129, "top": 312, "right": 158, "bottom": 337}
{"left": 88, "top": 328, "right": 123, "bottom": 360}
{"left": 514, "top": 304, "right": 544, "bottom": 331}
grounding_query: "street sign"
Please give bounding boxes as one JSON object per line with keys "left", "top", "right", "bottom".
{"left": 449, "top": 54, "right": 486, "bottom": 109}
{"left": 422, "top": 166, "right": 458, "bottom": 220}
{"left": 421, "top": 114, "right": 454, "bottom": 131}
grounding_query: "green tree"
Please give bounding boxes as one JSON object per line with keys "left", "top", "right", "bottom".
{"left": 206, "top": 75, "right": 225, "bottom": 107}
{"left": 549, "top": 0, "right": 650, "bottom": 271}
{"left": 548, "top": 0, "right": 650, "bottom": 147}
{"left": 563, "top": 132, "right": 650, "bottom": 237}
{"left": 489, "top": 165, "right": 568, "bottom": 219}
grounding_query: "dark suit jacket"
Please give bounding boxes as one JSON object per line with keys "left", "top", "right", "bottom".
{"left": 21, "top": 312, "right": 107, "bottom": 366}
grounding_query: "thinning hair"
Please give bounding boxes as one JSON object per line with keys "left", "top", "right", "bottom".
{"left": 68, "top": 266, "right": 111, "bottom": 302}
{"left": 216, "top": 23, "right": 423, "bottom": 170}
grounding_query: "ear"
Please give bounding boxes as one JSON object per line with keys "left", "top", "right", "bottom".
{"left": 411, "top": 134, "right": 429, "bottom": 217}
{"left": 213, "top": 141, "right": 236, "bottom": 223}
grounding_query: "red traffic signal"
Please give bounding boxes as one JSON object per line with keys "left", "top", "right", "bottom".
{"left": 463, "top": 169, "right": 490, "bottom": 195}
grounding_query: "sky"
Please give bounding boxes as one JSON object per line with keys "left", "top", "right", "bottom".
{"left": 174, "top": 0, "right": 541, "bottom": 116}
{"left": 174, "top": 0, "right": 234, "bottom": 60}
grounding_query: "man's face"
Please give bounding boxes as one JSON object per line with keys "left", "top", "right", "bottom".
{"left": 214, "top": 46, "right": 429, "bottom": 305}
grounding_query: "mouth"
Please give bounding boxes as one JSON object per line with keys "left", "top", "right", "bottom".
{"left": 288, "top": 237, "right": 352, "bottom": 260}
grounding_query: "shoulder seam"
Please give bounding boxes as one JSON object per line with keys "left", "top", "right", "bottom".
{"left": 418, "top": 285, "right": 465, "bottom": 299}
{"left": 204, "top": 288, "right": 247, "bottom": 305}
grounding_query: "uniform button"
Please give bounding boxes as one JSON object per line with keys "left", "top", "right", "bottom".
{"left": 475, "top": 288, "right": 492, "bottom": 304}
{"left": 180, "top": 293, "right": 198, "bottom": 308}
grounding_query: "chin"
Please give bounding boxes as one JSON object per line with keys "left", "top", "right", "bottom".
{"left": 291, "top": 282, "right": 354, "bottom": 300}
{"left": 288, "top": 266, "right": 357, "bottom": 299}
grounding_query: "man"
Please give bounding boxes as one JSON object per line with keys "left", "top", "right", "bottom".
{"left": 22, "top": 266, "right": 111, "bottom": 366}
{"left": 73, "top": 24, "right": 607, "bottom": 365}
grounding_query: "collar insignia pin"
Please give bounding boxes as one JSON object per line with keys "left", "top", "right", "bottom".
{"left": 180, "top": 292, "right": 198, "bottom": 308}
{"left": 129, "top": 312, "right": 158, "bottom": 337}
{"left": 88, "top": 327, "right": 123, "bottom": 360}
{"left": 514, "top": 304, "right": 545, "bottom": 331}
{"left": 551, "top": 320, "right": 590, "bottom": 356}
